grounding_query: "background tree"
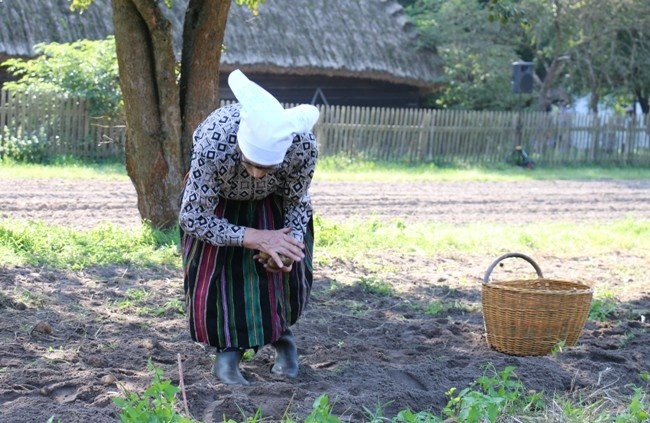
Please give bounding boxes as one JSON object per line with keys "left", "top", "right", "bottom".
{"left": 565, "top": 0, "right": 650, "bottom": 114}
{"left": 404, "top": 0, "right": 650, "bottom": 114}
{"left": 617, "top": 3, "right": 650, "bottom": 115}
{"left": 70, "top": 0, "right": 264, "bottom": 229}
{"left": 405, "top": 0, "right": 528, "bottom": 110}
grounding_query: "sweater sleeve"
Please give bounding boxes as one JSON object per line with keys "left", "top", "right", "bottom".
{"left": 281, "top": 132, "right": 318, "bottom": 242}
{"left": 178, "top": 109, "right": 246, "bottom": 247}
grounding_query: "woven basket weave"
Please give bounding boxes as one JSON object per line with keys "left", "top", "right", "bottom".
{"left": 482, "top": 253, "right": 593, "bottom": 356}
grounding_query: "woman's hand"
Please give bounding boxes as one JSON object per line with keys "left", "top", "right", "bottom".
{"left": 255, "top": 251, "right": 294, "bottom": 273}
{"left": 243, "top": 227, "right": 304, "bottom": 270}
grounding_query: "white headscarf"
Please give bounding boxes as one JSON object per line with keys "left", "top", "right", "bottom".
{"left": 228, "top": 69, "right": 320, "bottom": 166}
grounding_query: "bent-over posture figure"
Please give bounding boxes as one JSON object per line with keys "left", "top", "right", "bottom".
{"left": 179, "top": 69, "right": 319, "bottom": 385}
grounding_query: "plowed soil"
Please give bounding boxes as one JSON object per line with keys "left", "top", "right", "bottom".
{"left": 1, "top": 177, "right": 649, "bottom": 422}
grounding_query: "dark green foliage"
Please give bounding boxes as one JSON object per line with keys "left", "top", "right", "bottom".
{"left": 2, "top": 37, "right": 122, "bottom": 118}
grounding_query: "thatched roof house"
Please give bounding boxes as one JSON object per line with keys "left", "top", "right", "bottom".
{"left": 0, "top": 0, "right": 443, "bottom": 107}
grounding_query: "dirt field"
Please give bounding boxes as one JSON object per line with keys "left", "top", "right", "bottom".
{"left": 1, "top": 177, "right": 649, "bottom": 422}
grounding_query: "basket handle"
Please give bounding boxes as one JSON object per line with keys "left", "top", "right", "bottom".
{"left": 483, "top": 252, "right": 544, "bottom": 284}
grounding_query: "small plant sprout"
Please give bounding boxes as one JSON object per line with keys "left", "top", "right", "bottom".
{"left": 358, "top": 276, "right": 393, "bottom": 297}
{"left": 589, "top": 291, "right": 618, "bottom": 321}
{"left": 551, "top": 340, "right": 566, "bottom": 355}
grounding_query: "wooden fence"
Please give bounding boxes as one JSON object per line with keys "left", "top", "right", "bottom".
{"left": 2, "top": 89, "right": 649, "bottom": 166}
{"left": 316, "top": 106, "right": 650, "bottom": 166}
{"left": 0, "top": 90, "right": 125, "bottom": 160}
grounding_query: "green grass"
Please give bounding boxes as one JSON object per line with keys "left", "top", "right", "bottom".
{"left": 313, "top": 215, "right": 650, "bottom": 265}
{"left": 0, "top": 158, "right": 128, "bottom": 180}
{"left": 4, "top": 157, "right": 650, "bottom": 182}
{"left": 315, "top": 156, "right": 650, "bottom": 182}
{"left": 0, "top": 219, "right": 179, "bottom": 269}
{"left": 3, "top": 160, "right": 646, "bottom": 271}
{"left": 2, "top": 215, "right": 647, "bottom": 271}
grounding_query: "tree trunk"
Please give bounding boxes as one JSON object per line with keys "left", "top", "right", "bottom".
{"left": 589, "top": 91, "right": 600, "bottom": 114}
{"left": 111, "top": 0, "right": 231, "bottom": 229}
{"left": 537, "top": 0, "right": 567, "bottom": 112}
{"left": 635, "top": 88, "right": 649, "bottom": 115}
{"left": 180, "top": 0, "right": 232, "bottom": 168}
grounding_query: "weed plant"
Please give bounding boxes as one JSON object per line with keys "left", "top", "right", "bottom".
{"left": 114, "top": 362, "right": 649, "bottom": 422}
{"left": 113, "top": 360, "right": 194, "bottom": 423}
{"left": 443, "top": 364, "right": 544, "bottom": 422}
{"left": 589, "top": 291, "right": 619, "bottom": 321}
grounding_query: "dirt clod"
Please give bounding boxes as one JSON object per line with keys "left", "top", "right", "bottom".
{"left": 30, "top": 321, "right": 52, "bottom": 335}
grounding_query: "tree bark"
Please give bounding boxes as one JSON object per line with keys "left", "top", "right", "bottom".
{"left": 111, "top": 0, "right": 231, "bottom": 229}
{"left": 634, "top": 88, "right": 649, "bottom": 115}
{"left": 536, "top": 0, "right": 567, "bottom": 112}
{"left": 180, "top": 0, "right": 232, "bottom": 168}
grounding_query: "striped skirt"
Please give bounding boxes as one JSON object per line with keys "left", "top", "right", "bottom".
{"left": 181, "top": 195, "right": 313, "bottom": 351}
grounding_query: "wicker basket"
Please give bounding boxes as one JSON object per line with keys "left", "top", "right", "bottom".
{"left": 482, "top": 253, "right": 593, "bottom": 356}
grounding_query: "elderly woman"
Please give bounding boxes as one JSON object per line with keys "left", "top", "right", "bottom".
{"left": 179, "top": 70, "right": 319, "bottom": 385}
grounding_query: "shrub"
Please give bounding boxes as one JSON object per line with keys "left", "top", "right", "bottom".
{"left": 2, "top": 37, "right": 122, "bottom": 118}
{"left": 0, "top": 126, "right": 48, "bottom": 164}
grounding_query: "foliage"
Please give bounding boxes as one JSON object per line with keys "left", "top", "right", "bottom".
{"left": 113, "top": 359, "right": 195, "bottom": 423}
{"left": 404, "top": 0, "right": 525, "bottom": 111}
{"left": 562, "top": 0, "right": 650, "bottom": 114}
{"left": 422, "top": 299, "right": 471, "bottom": 317}
{"left": 402, "top": 0, "right": 650, "bottom": 113}
{"left": 2, "top": 37, "right": 121, "bottom": 118}
{"left": 614, "top": 387, "right": 650, "bottom": 422}
{"left": 443, "top": 364, "right": 544, "bottom": 422}
{"left": 115, "top": 371, "right": 344, "bottom": 423}
{"left": 479, "top": 0, "right": 527, "bottom": 24}
{"left": 358, "top": 276, "right": 393, "bottom": 297}
{"left": 391, "top": 409, "right": 441, "bottom": 422}
{"left": 589, "top": 291, "right": 619, "bottom": 321}
{"left": 0, "top": 126, "right": 48, "bottom": 164}
{"left": 302, "top": 395, "right": 341, "bottom": 423}
{"left": 234, "top": 0, "right": 264, "bottom": 15}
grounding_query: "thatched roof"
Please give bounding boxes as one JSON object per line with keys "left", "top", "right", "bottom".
{"left": 0, "top": 0, "right": 442, "bottom": 87}
{"left": 0, "top": 0, "right": 113, "bottom": 57}
{"left": 221, "top": 0, "right": 442, "bottom": 87}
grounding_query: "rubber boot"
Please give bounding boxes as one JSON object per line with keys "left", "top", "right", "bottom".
{"left": 211, "top": 350, "right": 250, "bottom": 386}
{"left": 271, "top": 329, "right": 299, "bottom": 378}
